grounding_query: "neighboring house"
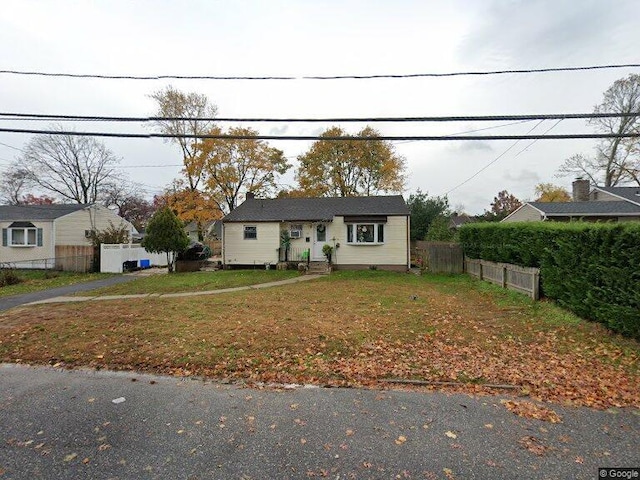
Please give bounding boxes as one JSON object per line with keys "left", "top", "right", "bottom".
{"left": 502, "top": 180, "right": 640, "bottom": 223}
{"left": 221, "top": 193, "right": 411, "bottom": 271}
{"left": 184, "top": 220, "right": 221, "bottom": 241}
{"left": 449, "top": 213, "right": 477, "bottom": 230}
{"left": 0, "top": 204, "right": 136, "bottom": 270}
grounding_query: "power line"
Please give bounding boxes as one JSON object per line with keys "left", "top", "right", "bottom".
{"left": 0, "top": 140, "right": 24, "bottom": 152}
{"left": 0, "top": 111, "right": 638, "bottom": 123}
{"left": 0, "top": 126, "right": 638, "bottom": 141}
{"left": 444, "top": 120, "right": 547, "bottom": 195}
{"left": 0, "top": 63, "right": 639, "bottom": 81}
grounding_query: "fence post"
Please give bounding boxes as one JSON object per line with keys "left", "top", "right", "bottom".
{"left": 501, "top": 264, "right": 507, "bottom": 288}
{"left": 532, "top": 270, "right": 540, "bottom": 300}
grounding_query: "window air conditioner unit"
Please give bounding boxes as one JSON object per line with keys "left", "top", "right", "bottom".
{"left": 290, "top": 229, "right": 302, "bottom": 239}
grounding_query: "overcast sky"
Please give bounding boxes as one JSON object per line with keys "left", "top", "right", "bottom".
{"left": 1, "top": 0, "right": 639, "bottom": 213}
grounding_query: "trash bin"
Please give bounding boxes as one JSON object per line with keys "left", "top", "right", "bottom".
{"left": 140, "top": 259, "right": 150, "bottom": 269}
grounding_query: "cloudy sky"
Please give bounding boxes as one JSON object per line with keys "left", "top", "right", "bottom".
{"left": 1, "top": 0, "right": 639, "bottom": 213}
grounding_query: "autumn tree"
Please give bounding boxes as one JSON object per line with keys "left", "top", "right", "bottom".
{"left": 406, "top": 190, "right": 450, "bottom": 241}
{"left": 557, "top": 74, "right": 640, "bottom": 186}
{"left": 159, "top": 181, "right": 222, "bottom": 236}
{"left": 100, "top": 182, "right": 155, "bottom": 231}
{"left": 197, "top": 127, "right": 289, "bottom": 212}
{"left": 534, "top": 183, "right": 571, "bottom": 202}
{"left": 150, "top": 86, "right": 217, "bottom": 192}
{"left": 142, "top": 207, "right": 189, "bottom": 273}
{"left": 295, "top": 127, "right": 406, "bottom": 197}
{"left": 480, "top": 190, "right": 522, "bottom": 221}
{"left": 20, "top": 126, "right": 121, "bottom": 204}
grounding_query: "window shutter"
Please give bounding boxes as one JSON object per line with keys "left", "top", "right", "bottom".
{"left": 2, "top": 229, "right": 7, "bottom": 247}
{"left": 37, "top": 228, "right": 43, "bottom": 246}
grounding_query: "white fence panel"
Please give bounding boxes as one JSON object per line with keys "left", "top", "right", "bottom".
{"left": 100, "top": 244, "right": 167, "bottom": 273}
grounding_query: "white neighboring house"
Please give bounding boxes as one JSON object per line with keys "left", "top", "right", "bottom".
{"left": 222, "top": 194, "right": 411, "bottom": 271}
{"left": 0, "top": 204, "right": 136, "bottom": 270}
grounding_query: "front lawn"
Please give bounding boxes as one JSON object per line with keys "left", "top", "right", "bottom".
{"left": 0, "top": 271, "right": 638, "bottom": 409}
{"left": 0, "top": 270, "right": 112, "bottom": 297}
{"left": 84, "top": 269, "right": 301, "bottom": 295}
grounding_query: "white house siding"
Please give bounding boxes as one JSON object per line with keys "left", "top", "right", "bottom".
{"left": 0, "top": 221, "right": 54, "bottom": 265}
{"left": 502, "top": 205, "right": 543, "bottom": 223}
{"left": 224, "top": 222, "right": 280, "bottom": 266}
{"left": 330, "top": 215, "right": 409, "bottom": 268}
{"left": 55, "top": 206, "right": 134, "bottom": 246}
{"left": 590, "top": 190, "right": 620, "bottom": 201}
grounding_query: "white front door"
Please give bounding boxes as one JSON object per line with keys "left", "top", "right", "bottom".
{"left": 312, "top": 223, "right": 329, "bottom": 260}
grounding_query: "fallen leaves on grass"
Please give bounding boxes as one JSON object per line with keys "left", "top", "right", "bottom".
{"left": 1, "top": 274, "right": 638, "bottom": 409}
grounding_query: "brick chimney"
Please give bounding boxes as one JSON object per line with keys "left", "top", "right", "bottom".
{"left": 246, "top": 192, "right": 255, "bottom": 200}
{"left": 572, "top": 178, "right": 590, "bottom": 202}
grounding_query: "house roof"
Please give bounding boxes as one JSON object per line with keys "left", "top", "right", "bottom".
{"left": 594, "top": 186, "right": 640, "bottom": 206}
{"left": 222, "top": 195, "right": 410, "bottom": 222}
{"left": 0, "top": 204, "right": 88, "bottom": 221}
{"left": 528, "top": 201, "right": 640, "bottom": 216}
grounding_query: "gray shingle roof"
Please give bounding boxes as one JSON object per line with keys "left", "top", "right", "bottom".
{"left": 595, "top": 186, "right": 640, "bottom": 205}
{"left": 0, "top": 204, "right": 87, "bottom": 221}
{"left": 222, "top": 195, "right": 409, "bottom": 222}
{"left": 529, "top": 201, "right": 640, "bottom": 216}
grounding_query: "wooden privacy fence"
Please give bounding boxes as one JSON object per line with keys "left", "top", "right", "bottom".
{"left": 414, "top": 241, "right": 464, "bottom": 273}
{"left": 465, "top": 258, "right": 540, "bottom": 299}
{"left": 54, "top": 245, "right": 95, "bottom": 272}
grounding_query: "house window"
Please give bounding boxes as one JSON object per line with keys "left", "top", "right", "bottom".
{"left": 346, "top": 223, "right": 384, "bottom": 244}
{"left": 243, "top": 225, "right": 257, "bottom": 240}
{"left": 11, "top": 227, "right": 37, "bottom": 246}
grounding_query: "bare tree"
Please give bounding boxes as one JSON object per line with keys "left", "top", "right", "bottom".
{"left": 558, "top": 74, "right": 640, "bottom": 186}
{"left": 149, "top": 85, "right": 218, "bottom": 191}
{"left": 21, "top": 126, "right": 121, "bottom": 204}
{"left": 0, "top": 163, "right": 33, "bottom": 204}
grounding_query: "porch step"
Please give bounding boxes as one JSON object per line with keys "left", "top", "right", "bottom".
{"left": 307, "top": 261, "right": 331, "bottom": 275}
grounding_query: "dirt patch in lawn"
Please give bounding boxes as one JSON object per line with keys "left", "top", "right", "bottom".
{"left": 0, "top": 272, "right": 638, "bottom": 409}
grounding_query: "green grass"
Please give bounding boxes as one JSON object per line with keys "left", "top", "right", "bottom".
{"left": 0, "top": 270, "right": 113, "bottom": 297}
{"left": 86, "top": 269, "right": 301, "bottom": 295}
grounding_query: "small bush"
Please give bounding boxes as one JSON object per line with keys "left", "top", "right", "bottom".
{"left": 0, "top": 269, "right": 22, "bottom": 287}
{"left": 44, "top": 270, "right": 60, "bottom": 279}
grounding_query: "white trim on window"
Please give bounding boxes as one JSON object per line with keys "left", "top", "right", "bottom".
{"left": 243, "top": 225, "right": 257, "bottom": 240}
{"left": 346, "top": 223, "right": 385, "bottom": 244}
{"left": 10, "top": 227, "right": 37, "bottom": 247}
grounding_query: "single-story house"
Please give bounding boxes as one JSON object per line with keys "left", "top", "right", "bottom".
{"left": 0, "top": 204, "right": 136, "bottom": 270}
{"left": 184, "top": 219, "right": 222, "bottom": 241}
{"left": 221, "top": 194, "right": 411, "bottom": 271}
{"left": 502, "top": 180, "right": 640, "bottom": 223}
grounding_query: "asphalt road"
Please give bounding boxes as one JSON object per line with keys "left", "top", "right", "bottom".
{"left": 0, "top": 275, "right": 136, "bottom": 312}
{"left": 0, "top": 364, "right": 638, "bottom": 479}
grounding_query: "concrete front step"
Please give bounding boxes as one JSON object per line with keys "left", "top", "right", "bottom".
{"left": 307, "top": 261, "right": 331, "bottom": 275}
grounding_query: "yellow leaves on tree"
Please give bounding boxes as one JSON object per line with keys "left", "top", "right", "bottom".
{"left": 197, "top": 127, "right": 289, "bottom": 211}
{"left": 534, "top": 183, "right": 571, "bottom": 202}
{"left": 159, "top": 181, "right": 223, "bottom": 233}
{"left": 295, "top": 126, "right": 406, "bottom": 197}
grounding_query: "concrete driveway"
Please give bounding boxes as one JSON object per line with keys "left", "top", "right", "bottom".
{"left": 1, "top": 364, "right": 638, "bottom": 479}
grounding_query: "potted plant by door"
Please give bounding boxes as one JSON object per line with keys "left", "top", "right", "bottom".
{"left": 322, "top": 244, "right": 333, "bottom": 264}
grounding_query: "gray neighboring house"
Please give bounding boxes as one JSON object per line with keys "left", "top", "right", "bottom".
{"left": 502, "top": 180, "right": 640, "bottom": 223}
{"left": 221, "top": 194, "right": 411, "bottom": 271}
{"left": 185, "top": 220, "right": 221, "bottom": 241}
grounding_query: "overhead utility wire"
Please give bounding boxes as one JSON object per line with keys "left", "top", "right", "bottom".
{"left": 444, "top": 119, "right": 563, "bottom": 195}
{"left": 0, "top": 63, "right": 639, "bottom": 81}
{"left": 0, "top": 112, "right": 638, "bottom": 123}
{"left": 0, "top": 126, "right": 638, "bottom": 141}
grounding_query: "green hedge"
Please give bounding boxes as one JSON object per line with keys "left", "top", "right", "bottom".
{"left": 460, "top": 222, "right": 640, "bottom": 338}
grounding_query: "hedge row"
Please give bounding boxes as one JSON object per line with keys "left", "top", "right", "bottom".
{"left": 459, "top": 222, "right": 640, "bottom": 339}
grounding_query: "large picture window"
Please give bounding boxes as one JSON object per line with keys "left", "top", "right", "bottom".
{"left": 243, "top": 225, "right": 257, "bottom": 240}
{"left": 346, "top": 223, "right": 384, "bottom": 244}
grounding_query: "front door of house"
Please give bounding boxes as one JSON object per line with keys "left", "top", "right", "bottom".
{"left": 312, "top": 223, "right": 328, "bottom": 260}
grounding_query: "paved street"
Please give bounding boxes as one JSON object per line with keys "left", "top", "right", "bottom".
{"left": 1, "top": 364, "right": 638, "bottom": 479}
{"left": 0, "top": 275, "right": 137, "bottom": 312}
